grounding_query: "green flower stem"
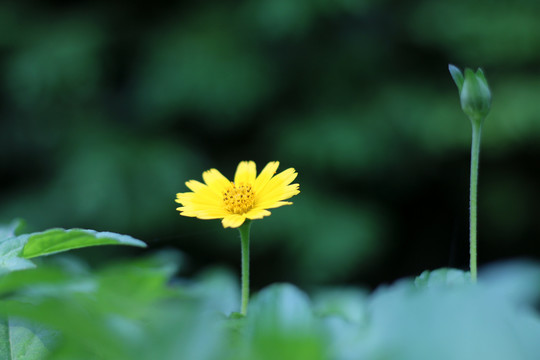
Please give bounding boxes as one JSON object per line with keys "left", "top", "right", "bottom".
{"left": 469, "top": 120, "right": 482, "bottom": 283}
{"left": 238, "top": 220, "right": 252, "bottom": 315}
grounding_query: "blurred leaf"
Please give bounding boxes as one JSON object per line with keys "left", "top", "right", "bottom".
{"left": 480, "top": 260, "right": 540, "bottom": 305}
{"left": 313, "top": 287, "right": 369, "bottom": 324}
{"left": 5, "top": 16, "right": 103, "bottom": 109}
{"left": 0, "top": 220, "right": 59, "bottom": 359}
{"left": 245, "top": 283, "right": 326, "bottom": 360}
{"left": 21, "top": 228, "right": 146, "bottom": 259}
{"left": 135, "top": 7, "right": 275, "bottom": 124}
{"left": 0, "top": 318, "right": 56, "bottom": 360}
{"left": 0, "top": 251, "right": 231, "bottom": 360}
{"left": 0, "top": 221, "right": 36, "bottom": 274}
{"left": 1, "top": 255, "right": 540, "bottom": 360}
{"left": 0, "top": 220, "right": 25, "bottom": 242}
{"left": 0, "top": 125, "right": 203, "bottom": 236}
{"left": 0, "top": 258, "right": 36, "bottom": 275}
{"left": 189, "top": 267, "right": 240, "bottom": 315}
{"left": 320, "top": 314, "right": 365, "bottom": 360}
{"left": 92, "top": 250, "right": 183, "bottom": 316}
{"left": 361, "top": 267, "right": 540, "bottom": 360}
{"left": 248, "top": 283, "right": 314, "bottom": 334}
{"left": 414, "top": 268, "right": 472, "bottom": 288}
{"left": 0, "top": 267, "right": 72, "bottom": 296}
{"left": 240, "top": 0, "right": 378, "bottom": 39}
{"left": 408, "top": 1, "right": 540, "bottom": 65}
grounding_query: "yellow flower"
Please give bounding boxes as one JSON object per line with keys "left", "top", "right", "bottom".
{"left": 175, "top": 161, "right": 300, "bottom": 228}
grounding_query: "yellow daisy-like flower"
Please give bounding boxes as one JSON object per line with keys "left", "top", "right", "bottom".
{"left": 175, "top": 161, "right": 300, "bottom": 228}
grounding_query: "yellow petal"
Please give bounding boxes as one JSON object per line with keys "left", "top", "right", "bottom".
{"left": 234, "top": 161, "right": 257, "bottom": 185}
{"left": 263, "top": 168, "right": 298, "bottom": 193}
{"left": 175, "top": 192, "right": 194, "bottom": 204}
{"left": 266, "top": 185, "right": 300, "bottom": 201}
{"left": 252, "top": 201, "right": 293, "bottom": 211}
{"left": 254, "top": 169, "right": 299, "bottom": 205}
{"left": 185, "top": 180, "right": 206, "bottom": 192}
{"left": 176, "top": 207, "right": 199, "bottom": 217}
{"left": 194, "top": 209, "right": 230, "bottom": 219}
{"left": 222, "top": 214, "right": 247, "bottom": 228}
{"left": 176, "top": 190, "right": 222, "bottom": 208}
{"left": 245, "top": 209, "right": 271, "bottom": 220}
{"left": 203, "top": 169, "right": 231, "bottom": 194}
{"left": 253, "top": 161, "right": 280, "bottom": 193}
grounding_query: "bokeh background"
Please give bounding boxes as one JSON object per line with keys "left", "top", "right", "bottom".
{"left": 2, "top": 0, "right": 540, "bottom": 290}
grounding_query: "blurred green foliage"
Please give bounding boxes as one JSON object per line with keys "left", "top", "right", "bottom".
{"left": 1, "top": 246, "right": 540, "bottom": 359}
{"left": 1, "top": 0, "right": 540, "bottom": 288}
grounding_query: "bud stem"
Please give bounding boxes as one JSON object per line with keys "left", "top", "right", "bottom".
{"left": 469, "top": 121, "right": 482, "bottom": 282}
{"left": 239, "top": 220, "right": 252, "bottom": 315}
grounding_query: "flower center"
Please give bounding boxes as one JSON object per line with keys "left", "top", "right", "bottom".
{"left": 223, "top": 182, "right": 255, "bottom": 214}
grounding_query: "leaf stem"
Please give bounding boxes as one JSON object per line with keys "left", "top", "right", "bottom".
{"left": 469, "top": 120, "right": 482, "bottom": 282}
{"left": 238, "top": 220, "right": 252, "bottom": 315}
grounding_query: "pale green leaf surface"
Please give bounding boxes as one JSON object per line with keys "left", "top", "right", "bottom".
{"left": 480, "top": 260, "right": 540, "bottom": 305}
{"left": 414, "top": 268, "right": 472, "bottom": 288}
{"left": 0, "top": 221, "right": 35, "bottom": 273}
{"left": 248, "top": 283, "right": 314, "bottom": 334}
{"left": 0, "top": 235, "right": 36, "bottom": 274}
{"left": 313, "top": 287, "right": 369, "bottom": 324}
{"left": 0, "top": 318, "right": 56, "bottom": 360}
{"left": 246, "top": 283, "right": 326, "bottom": 360}
{"left": 359, "top": 265, "right": 540, "bottom": 360}
{"left": 0, "top": 267, "right": 75, "bottom": 296}
{"left": 189, "top": 268, "right": 239, "bottom": 315}
{"left": 0, "top": 257, "right": 36, "bottom": 275}
{"left": 0, "top": 220, "right": 25, "bottom": 244}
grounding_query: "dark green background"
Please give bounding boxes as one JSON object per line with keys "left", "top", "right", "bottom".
{"left": 2, "top": 0, "right": 540, "bottom": 289}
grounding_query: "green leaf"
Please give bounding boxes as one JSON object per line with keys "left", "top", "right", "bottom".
{"left": 189, "top": 267, "right": 239, "bottom": 315}
{"left": 414, "top": 268, "right": 471, "bottom": 287}
{"left": 0, "top": 317, "right": 56, "bottom": 360}
{"left": 0, "top": 221, "right": 35, "bottom": 274}
{"left": 0, "top": 224, "right": 146, "bottom": 274}
{"left": 0, "top": 252, "right": 226, "bottom": 360}
{"left": 21, "top": 228, "right": 146, "bottom": 259}
{"left": 313, "top": 287, "right": 368, "bottom": 324}
{"left": 248, "top": 283, "right": 313, "bottom": 334}
{"left": 366, "top": 268, "right": 539, "bottom": 360}
{"left": 0, "top": 267, "right": 73, "bottom": 296}
{"left": 246, "top": 283, "right": 326, "bottom": 360}
{"left": 448, "top": 64, "right": 464, "bottom": 93}
{"left": 0, "top": 256, "right": 36, "bottom": 275}
{"left": 481, "top": 260, "right": 540, "bottom": 304}
{"left": 0, "top": 220, "right": 25, "bottom": 243}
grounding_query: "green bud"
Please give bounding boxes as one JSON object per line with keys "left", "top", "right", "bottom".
{"left": 448, "top": 65, "right": 492, "bottom": 124}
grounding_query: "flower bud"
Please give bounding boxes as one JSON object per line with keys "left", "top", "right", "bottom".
{"left": 449, "top": 65, "right": 492, "bottom": 124}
